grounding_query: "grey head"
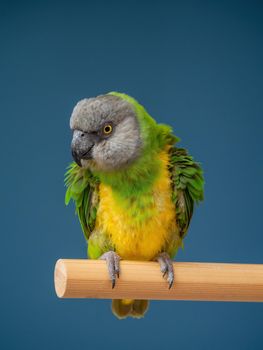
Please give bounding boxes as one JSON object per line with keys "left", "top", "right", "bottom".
{"left": 70, "top": 94, "right": 142, "bottom": 171}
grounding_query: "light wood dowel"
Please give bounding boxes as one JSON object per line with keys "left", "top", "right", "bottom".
{"left": 54, "top": 259, "right": 263, "bottom": 301}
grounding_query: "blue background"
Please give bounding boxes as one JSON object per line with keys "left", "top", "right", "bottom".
{"left": 1, "top": 0, "right": 262, "bottom": 349}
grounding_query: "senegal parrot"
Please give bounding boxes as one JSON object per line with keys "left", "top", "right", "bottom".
{"left": 65, "top": 92, "right": 204, "bottom": 319}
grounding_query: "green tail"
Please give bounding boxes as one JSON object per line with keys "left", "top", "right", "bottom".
{"left": 111, "top": 299, "right": 149, "bottom": 319}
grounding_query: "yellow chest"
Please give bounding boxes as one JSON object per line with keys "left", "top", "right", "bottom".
{"left": 96, "top": 151, "right": 177, "bottom": 260}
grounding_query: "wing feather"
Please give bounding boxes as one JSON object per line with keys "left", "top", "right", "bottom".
{"left": 169, "top": 147, "right": 204, "bottom": 238}
{"left": 64, "top": 163, "right": 99, "bottom": 241}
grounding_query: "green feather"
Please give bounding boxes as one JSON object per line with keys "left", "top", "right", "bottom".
{"left": 64, "top": 162, "right": 99, "bottom": 241}
{"left": 169, "top": 147, "right": 204, "bottom": 238}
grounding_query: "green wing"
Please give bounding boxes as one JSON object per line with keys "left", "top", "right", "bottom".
{"left": 64, "top": 163, "right": 100, "bottom": 241}
{"left": 169, "top": 147, "right": 204, "bottom": 239}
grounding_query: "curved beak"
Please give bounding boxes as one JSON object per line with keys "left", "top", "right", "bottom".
{"left": 71, "top": 130, "right": 94, "bottom": 167}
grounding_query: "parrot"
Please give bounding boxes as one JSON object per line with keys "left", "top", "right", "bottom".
{"left": 65, "top": 92, "right": 204, "bottom": 319}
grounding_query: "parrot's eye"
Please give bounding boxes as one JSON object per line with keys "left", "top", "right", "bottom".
{"left": 103, "top": 124, "right": 113, "bottom": 135}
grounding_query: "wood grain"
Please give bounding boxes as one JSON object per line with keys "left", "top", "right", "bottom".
{"left": 54, "top": 259, "right": 263, "bottom": 301}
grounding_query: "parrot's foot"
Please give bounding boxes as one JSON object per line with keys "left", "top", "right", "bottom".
{"left": 99, "top": 251, "right": 120, "bottom": 289}
{"left": 155, "top": 252, "right": 174, "bottom": 289}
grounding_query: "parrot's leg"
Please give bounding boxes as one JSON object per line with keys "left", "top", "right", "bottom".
{"left": 99, "top": 251, "right": 121, "bottom": 289}
{"left": 155, "top": 252, "right": 174, "bottom": 289}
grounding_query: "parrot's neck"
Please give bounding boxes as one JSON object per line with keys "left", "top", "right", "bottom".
{"left": 94, "top": 149, "right": 164, "bottom": 197}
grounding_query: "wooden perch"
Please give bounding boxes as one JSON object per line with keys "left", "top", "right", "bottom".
{"left": 54, "top": 259, "right": 263, "bottom": 302}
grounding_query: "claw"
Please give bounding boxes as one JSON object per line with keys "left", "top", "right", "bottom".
{"left": 100, "top": 251, "right": 120, "bottom": 289}
{"left": 113, "top": 253, "right": 120, "bottom": 279}
{"left": 155, "top": 252, "right": 174, "bottom": 289}
{"left": 168, "top": 271, "right": 174, "bottom": 289}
